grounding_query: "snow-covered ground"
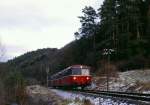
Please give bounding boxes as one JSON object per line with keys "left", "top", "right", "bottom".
{"left": 119, "top": 69, "right": 150, "bottom": 83}
{"left": 93, "top": 69, "right": 150, "bottom": 93}
{"left": 51, "top": 89, "right": 147, "bottom": 105}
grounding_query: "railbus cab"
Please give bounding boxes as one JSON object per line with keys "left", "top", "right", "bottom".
{"left": 49, "top": 65, "right": 91, "bottom": 88}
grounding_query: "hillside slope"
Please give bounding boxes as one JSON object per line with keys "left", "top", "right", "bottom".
{"left": 93, "top": 69, "right": 150, "bottom": 93}
{"left": 7, "top": 38, "right": 96, "bottom": 83}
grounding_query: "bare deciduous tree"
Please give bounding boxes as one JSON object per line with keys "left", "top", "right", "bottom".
{"left": 0, "top": 37, "right": 6, "bottom": 104}
{"left": 0, "top": 38, "right": 5, "bottom": 62}
{"left": 97, "top": 60, "right": 119, "bottom": 91}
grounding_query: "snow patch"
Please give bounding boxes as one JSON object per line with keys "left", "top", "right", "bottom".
{"left": 51, "top": 89, "right": 136, "bottom": 105}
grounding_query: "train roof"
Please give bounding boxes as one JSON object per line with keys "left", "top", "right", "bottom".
{"left": 68, "top": 65, "right": 90, "bottom": 69}
{"left": 50, "top": 65, "right": 90, "bottom": 78}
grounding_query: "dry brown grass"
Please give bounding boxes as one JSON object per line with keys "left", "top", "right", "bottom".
{"left": 135, "top": 81, "right": 150, "bottom": 91}
{"left": 82, "top": 99, "right": 93, "bottom": 105}
{"left": 127, "top": 81, "right": 150, "bottom": 92}
{"left": 97, "top": 61, "right": 118, "bottom": 78}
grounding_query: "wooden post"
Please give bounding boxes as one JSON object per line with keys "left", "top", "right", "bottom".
{"left": 46, "top": 67, "right": 49, "bottom": 87}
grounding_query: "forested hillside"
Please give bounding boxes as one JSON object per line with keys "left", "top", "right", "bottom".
{"left": 74, "top": 0, "right": 150, "bottom": 70}
{"left": 7, "top": 39, "right": 94, "bottom": 83}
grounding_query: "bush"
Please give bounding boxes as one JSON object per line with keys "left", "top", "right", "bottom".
{"left": 4, "top": 70, "right": 27, "bottom": 105}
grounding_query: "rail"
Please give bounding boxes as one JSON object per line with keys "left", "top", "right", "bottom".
{"left": 74, "top": 89, "right": 150, "bottom": 102}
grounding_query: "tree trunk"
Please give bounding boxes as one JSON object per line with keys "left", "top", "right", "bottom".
{"left": 148, "top": 5, "right": 150, "bottom": 32}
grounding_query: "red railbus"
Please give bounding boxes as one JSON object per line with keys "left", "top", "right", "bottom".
{"left": 49, "top": 65, "right": 91, "bottom": 88}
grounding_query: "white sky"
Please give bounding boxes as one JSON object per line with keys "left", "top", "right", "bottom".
{"left": 0, "top": 0, "right": 104, "bottom": 61}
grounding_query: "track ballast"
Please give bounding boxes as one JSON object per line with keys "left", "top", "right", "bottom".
{"left": 73, "top": 89, "right": 150, "bottom": 102}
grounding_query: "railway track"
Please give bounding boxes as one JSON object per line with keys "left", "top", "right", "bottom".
{"left": 74, "top": 89, "right": 150, "bottom": 102}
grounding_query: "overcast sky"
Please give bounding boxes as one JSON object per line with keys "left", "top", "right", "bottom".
{"left": 0, "top": 0, "right": 104, "bottom": 62}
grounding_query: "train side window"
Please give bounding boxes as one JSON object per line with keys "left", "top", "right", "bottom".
{"left": 63, "top": 70, "right": 67, "bottom": 76}
{"left": 62, "top": 71, "right": 65, "bottom": 77}
{"left": 56, "top": 73, "right": 59, "bottom": 79}
{"left": 71, "top": 68, "right": 81, "bottom": 75}
{"left": 66, "top": 69, "right": 71, "bottom": 75}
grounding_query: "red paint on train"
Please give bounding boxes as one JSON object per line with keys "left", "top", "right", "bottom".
{"left": 49, "top": 65, "right": 91, "bottom": 88}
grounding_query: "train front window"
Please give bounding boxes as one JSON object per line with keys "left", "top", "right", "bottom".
{"left": 81, "top": 69, "right": 89, "bottom": 75}
{"left": 71, "top": 68, "right": 89, "bottom": 75}
{"left": 72, "top": 68, "right": 81, "bottom": 75}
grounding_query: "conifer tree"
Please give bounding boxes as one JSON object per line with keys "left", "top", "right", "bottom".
{"left": 76, "top": 6, "right": 98, "bottom": 38}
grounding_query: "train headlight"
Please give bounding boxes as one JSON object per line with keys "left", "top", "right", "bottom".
{"left": 86, "top": 77, "right": 90, "bottom": 80}
{"left": 73, "top": 76, "right": 77, "bottom": 80}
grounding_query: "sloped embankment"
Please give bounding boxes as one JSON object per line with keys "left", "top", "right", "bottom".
{"left": 26, "top": 85, "right": 65, "bottom": 105}
{"left": 93, "top": 69, "right": 150, "bottom": 93}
